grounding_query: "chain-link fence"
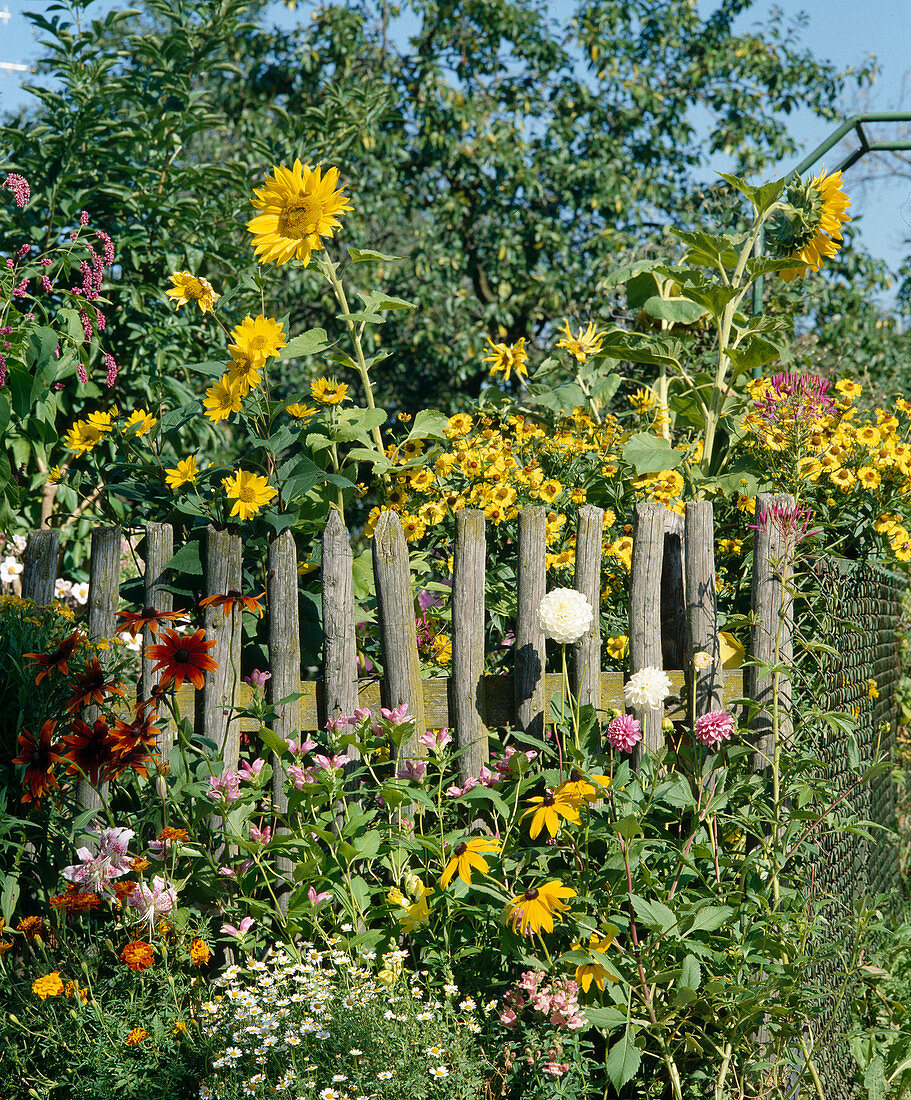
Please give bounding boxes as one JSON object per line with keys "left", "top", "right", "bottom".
{"left": 799, "top": 557, "right": 906, "bottom": 1097}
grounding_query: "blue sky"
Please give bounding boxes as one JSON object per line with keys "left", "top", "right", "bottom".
{"left": 2, "top": 0, "right": 910, "bottom": 281}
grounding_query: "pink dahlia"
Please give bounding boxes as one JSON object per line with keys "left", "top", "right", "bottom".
{"left": 694, "top": 710, "right": 735, "bottom": 749}
{"left": 606, "top": 713, "right": 642, "bottom": 753}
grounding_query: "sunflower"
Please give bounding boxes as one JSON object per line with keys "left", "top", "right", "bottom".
{"left": 247, "top": 160, "right": 353, "bottom": 266}
{"left": 310, "top": 377, "right": 349, "bottom": 405}
{"left": 520, "top": 788, "right": 582, "bottom": 839}
{"left": 769, "top": 169, "right": 851, "bottom": 280}
{"left": 230, "top": 315, "right": 287, "bottom": 365}
{"left": 123, "top": 409, "right": 157, "bottom": 436}
{"left": 483, "top": 336, "right": 528, "bottom": 383}
{"left": 440, "top": 837, "right": 501, "bottom": 888}
{"left": 145, "top": 628, "right": 218, "bottom": 690}
{"left": 286, "top": 402, "right": 318, "bottom": 420}
{"left": 12, "top": 721, "right": 62, "bottom": 802}
{"left": 226, "top": 346, "right": 262, "bottom": 395}
{"left": 165, "top": 271, "right": 220, "bottom": 313}
{"left": 25, "top": 630, "right": 83, "bottom": 683}
{"left": 203, "top": 375, "right": 245, "bottom": 424}
{"left": 199, "top": 590, "right": 265, "bottom": 619}
{"left": 504, "top": 880, "right": 576, "bottom": 936}
{"left": 64, "top": 419, "right": 105, "bottom": 456}
{"left": 222, "top": 469, "right": 278, "bottom": 521}
{"left": 556, "top": 321, "right": 605, "bottom": 363}
{"left": 164, "top": 457, "right": 199, "bottom": 491}
{"left": 64, "top": 657, "right": 126, "bottom": 712}
{"left": 117, "top": 605, "right": 185, "bottom": 638}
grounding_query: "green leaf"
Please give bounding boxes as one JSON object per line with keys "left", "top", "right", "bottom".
{"left": 584, "top": 1004, "right": 627, "bottom": 1031}
{"left": 684, "top": 905, "right": 734, "bottom": 934}
{"left": 678, "top": 953, "right": 702, "bottom": 992}
{"left": 622, "top": 432, "right": 684, "bottom": 474}
{"left": 407, "top": 408, "right": 450, "bottom": 440}
{"left": 631, "top": 895, "right": 677, "bottom": 934}
{"left": 348, "top": 248, "right": 402, "bottom": 263}
{"left": 726, "top": 336, "right": 783, "bottom": 375}
{"left": 641, "top": 296, "right": 707, "bottom": 325}
{"left": 259, "top": 727, "right": 290, "bottom": 758}
{"left": 163, "top": 538, "right": 204, "bottom": 577}
{"left": 606, "top": 1028, "right": 641, "bottom": 1090}
{"left": 280, "top": 328, "right": 332, "bottom": 359}
{"left": 716, "top": 171, "right": 757, "bottom": 204}
{"left": 352, "top": 831, "right": 381, "bottom": 859}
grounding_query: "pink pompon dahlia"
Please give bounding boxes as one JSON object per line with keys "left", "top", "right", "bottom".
{"left": 694, "top": 710, "right": 735, "bottom": 750}
{"left": 606, "top": 713, "right": 642, "bottom": 753}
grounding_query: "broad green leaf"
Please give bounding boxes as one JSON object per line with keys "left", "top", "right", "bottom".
{"left": 622, "top": 432, "right": 684, "bottom": 474}
{"left": 631, "top": 894, "right": 677, "bottom": 934}
{"left": 584, "top": 1004, "right": 627, "bottom": 1031}
{"left": 679, "top": 953, "right": 702, "bottom": 992}
{"left": 348, "top": 247, "right": 402, "bottom": 263}
{"left": 407, "top": 409, "right": 449, "bottom": 440}
{"left": 685, "top": 904, "right": 734, "bottom": 934}
{"left": 726, "top": 335, "right": 783, "bottom": 375}
{"left": 641, "top": 295, "right": 707, "bottom": 325}
{"left": 280, "top": 328, "right": 332, "bottom": 359}
{"left": 606, "top": 1028, "right": 641, "bottom": 1090}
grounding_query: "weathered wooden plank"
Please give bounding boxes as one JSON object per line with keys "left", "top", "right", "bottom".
{"left": 451, "top": 508, "right": 487, "bottom": 782}
{"left": 21, "top": 529, "right": 59, "bottom": 606}
{"left": 747, "top": 493, "right": 795, "bottom": 772}
{"left": 515, "top": 506, "right": 546, "bottom": 739}
{"left": 197, "top": 526, "right": 243, "bottom": 772}
{"left": 142, "top": 523, "right": 175, "bottom": 757}
{"left": 573, "top": 504, "right": 604, "bottom": 708}
{"left": 684, "top": 501, "right": 723, "bottom": 716}
{"left": 629, "top": 503, "right": 667, "bottom": 758}
{"left": 79, "top": 525, "right": 121, "bottom": 810}
{"left": 172, "top": 668, "right": 744, "bottom": 735}
{"left": 268, "top": 528, "right": 300, "bottom": 899}
{"left": 321, "top": 512, "right": 357, "bottom": 733}
{"left": 372, "top": 511, "right": 424, "bottom": 759}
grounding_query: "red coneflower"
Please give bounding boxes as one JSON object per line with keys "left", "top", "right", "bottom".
{"left": 144, "top": 628, "right": 218, "bottom": 690}
{"left": 106, "top": 702, "right": 161, "bottom": 780}
{"left": 12, "top": 721, "right": 62, "bottom": 802}
{"left": 65, "top": 658, "right": 127, "bottom": 712}
{"left": 24, "top": 630, "right": 83, "bottom": 684}
{"left": 61, "top": 717, "right": 116, "bottom": 786}
{"left": 116, "top": 606, "right": 185, "bottom": 638}
{"left": 199, "top": 590, "right": 265, "bottom": 618}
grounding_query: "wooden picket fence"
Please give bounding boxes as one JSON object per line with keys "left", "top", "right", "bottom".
{"left": 19, "top": 495, "right": 795, "bottom": 811}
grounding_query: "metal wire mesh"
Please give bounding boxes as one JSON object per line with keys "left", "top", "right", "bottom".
{"left": 796, "top": 557, "right": 905, "bottom": 1097}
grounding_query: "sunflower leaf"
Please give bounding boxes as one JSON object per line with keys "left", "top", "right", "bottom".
{"left": 606, "top": 1027, "right": 641, "bottom": 1089}
{"left": 347, "top": 247, "right": 402, "bottom": 263}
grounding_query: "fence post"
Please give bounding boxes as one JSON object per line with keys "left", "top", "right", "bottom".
{"left": 268, "top": 528, "right": 301, "bottom": 904}
{"left": 661, "top": 510, "right": 686, "bottom": 672}
{"left": 684, "top": 501, "right": 723, "bottom": 716}
{"left": 372, "top": 511, "right": 425, "bottom": 761}
{"left": 747, "top": 493, "right": 795, "bottom": 772}
{"left": 198, "top": 526, "right": 243, "bottom": 773}
{"left": 21, "top": 529, "right": 59, "bottom": 605}
{"left": 573, "top": 504, "right": 603, "bottom": 709}
{"left": 321, "top": 512, "right": 357, "bottom": 740}
{"left": 515, "top": 506, "right": 546, "bottom": 739}
{"left": 451, "top": 508, "right": 487, "bottom": 782}
{"left": 629, "top": 502, "right": 666, "bottom": 761}
{"left": 78, "top": 525, "right": 121, "bottom": 810}
{"left": 142, "top": 522, "right": 174, "bottom": 753}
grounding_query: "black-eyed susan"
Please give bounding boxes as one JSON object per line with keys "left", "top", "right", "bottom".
{"left": 12, "top": 721, "right": 62, "bottom": 803}
{"left": 247, "top": 160, "right": 353, "bottom": 266}
{"left": 310, "top": 377, "right": 349, "bottom": 405}
{"left": 483, "top": 336, "right": 528, "bottom": 383}
{"left": 145, "top": 628, "right": 218, "bottom": 690}
{"left": 768, "top": 169, "right": 851, "bottom": 280}
{"left": 572, "top": 930, "right": 618, "bottom": 992}
{"left": 556, "top": 320, "right": 605, "bottom": 363}
{"left": 199, "top": 590, "right": 265, "bottom": 618}
{"left": 202, "top": 375, "right": 244, "bottom": 424}
{"left": 24, "top": 630, "right": 83, "bottom": 683}
{"left": 164, "top": 456, "right": 199, "bottom": 490}
{"left": 520, "top": 788, "right": 582, "bottom": 839}
{"left": 222, "top": 469, "right": 278, "bottom": 521}
{"left": 64, "top": 657, "right": 126, "bottom": 712}
{"left": 505, "top": 880, "right": 576, "bottom": 936}
{"left": 440, "top": 837, "right": 501, "bottom": 888}
{"left": 230, "top": 315, "right": 287, "bottom": 365}
{"left": 166, "top": 271, "right": 220, "bottom": 313}
{"left": 60, "top": 718, "right": 115, "bottom": 786}
{"left": 555, "top": 769, "right": 610, "bottom": 804}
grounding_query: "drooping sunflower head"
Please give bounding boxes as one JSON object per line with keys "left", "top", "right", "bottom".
{"left": 247, "top": 160, "right": 353, "bottom": 266}
{"left": 767, "top": 169, "right": 851, "bottom": 279}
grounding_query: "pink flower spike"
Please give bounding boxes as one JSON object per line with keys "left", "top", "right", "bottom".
{"left": 238, "top": 758, "right": 265, "bottom": 781}
{"left": 307, "top": 885, "right": 331, "bottom": 909}
{"left": 312, "top": 752, "right": 349, "bottom": 771}
{"left": 249, "top": 824, "right": 272, "bottom": 846}
{"left": 324, "top": 716, "right": 348, "bottom": 732}
{"left": 396, "top": 759, "right": 427, "bottom": 782}
{"left": 217, "top": 866, "right": 236, "bottom": 877}
{"left": 380, "top": 703, "right": 412, "bottom": 724}
{"left": 349, "top": 707, "right": 371, "bottom": 725}
{"left": 444, "top": 784, "right": 464, "bottom": 798}
{"left": 220, "top": 916, "right": 255, "bottom": 938}
{"left": 244, "top": 669, "right": 271, "bottom": 688}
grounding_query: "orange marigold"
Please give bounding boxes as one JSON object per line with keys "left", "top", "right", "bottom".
{"left": 189, "top": 938, "right": 210, "bottom": 966}
{"left": 50, "top": 888, "right": 101, "bottom": 914}
{"left": 64, "top": 980, "right": 89, "bottom": 1002}
{"left": 32, "top": 971, "right": 64, "bottom": 999}
{"left": 126, "top": 1027, "right": 148, "bottom": 1045}
{"left": 17, "top": 915, "right": 46, "bottom": 940}
{"left": 120, "top": 940, "right": 154, "bottom": 972}
{"left": 157, "top": 826, "right": 190, "bottom": 842}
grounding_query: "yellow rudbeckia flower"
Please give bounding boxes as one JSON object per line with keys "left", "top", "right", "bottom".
{"left": 222, "top": 469, "right": 278, "bottom": 521}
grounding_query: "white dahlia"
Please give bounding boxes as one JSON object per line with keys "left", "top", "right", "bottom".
{"left": 537, "top": 588, "right": 594, "bottom": 645}
{"left": 624, "top": 666, "right": 672, "bottom": 711}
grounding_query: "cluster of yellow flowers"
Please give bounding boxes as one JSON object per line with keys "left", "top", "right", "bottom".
{"left": 63, "top": 407, "right": 156, "bottom": 456}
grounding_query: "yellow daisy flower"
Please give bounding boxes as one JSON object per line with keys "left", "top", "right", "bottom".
{"left": 225, "top": 346, "right": 262, "bottom": 394}
{"left": 222, "top": 469, "right": 278, "bottom": 520}
{"left": 432, "top": 634, "right": 452, "bottom": 665}
{"left": 230, "top": 315, "right": 287, "bottom": 366}
{"left": 521, "top": 788, "right": 582, "bottom": 839}
{"left": 247, "top": 160, "right": 353, "bottom": 266}
{"left": 504, "top": 880, "right": 576, "bottom": 937}
{"left": 310, "top": 378, "right": 349, "bottom": 405}
{"left": 444, "top": 413, "right": 473, "bottom": 438}
{"left": 440, "top": 837, "right": 501, "bottom": 889}
{"left": 123, "top": 409, "right": 157, "bottom": 436}
{"left": 835, "top": 379, "right": 862, "bottom": 400}
{"left": 47, "top": 465, "right": 64, "bottom": 483}
{"left": 556, "top": 320, "right": 605, "bottom": 363}
{"left": 165, "top": 272, "right": 220, "bottom": 313}
{"left": 203, "top": 375, "right": 245, "bottom": 424}
{"left": 605, "top": 634, "right": 629, "bottom": 660}
{"left": 483, "top": 336, "right": 528, "bottom": 383}
{"left": 573, "top": 931, "right": 618, "bottom": 992}
{"left": 286, "top": 403, "right": 318, "bottom": 421}
{"left": 64, "top": 420, "right": 104, "bottom": 456}
{"left": 164, "top": 456, "right": 199, "bottom": 490}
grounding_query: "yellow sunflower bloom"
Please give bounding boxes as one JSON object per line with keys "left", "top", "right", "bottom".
{"left": 164, "top": 456, "right": 199, "bottom": 490}
{"left": 432, "top": 634, "right": 452, "bottom": 665}
{"left": 520, "top": 788, "right": 582, "bottom": 839}
{"left": 165, "top": 271, "right": 220, "bottom": 313}
{"left": 440, "top": 837, "right": 501, "bottom": 889}
{"left": 556, "top": 320, "right": 605, "bottom": 363}
{"left": 483, "top": 336, "right": 528, "bottom": 383}
{"left": 123, "top": 409, "right": 157, "bottom": 436}
{"left": 629, "top": 387, "right": 656, "bottom": 414}
{"left": 47, "top": 465, "right": 64, "bottom": 483}
{"left": 222, "top": 469, "right": 278, "bottom": 521}
{"left": 64, "top": 420, "right": 104, "bottom": 456}
{"left": 226, "top": 346, "right": 262, "bottom": 395}
{"left": 230, "top": 315, "right": 287, "bottom": 366}
{"left": 310, "top": 378, "right": 349, "bottom": 405}
{"left": 505, "top": 880, "right": 576, "bottom": 937}
{"left": 771, "top": 169, "right": 851, "bottom": 280}
{"left": 203, "top": 375, "right": 245, "bottom": 424}
{"left": 286, "top": 403, "right": 318, "bottom": 421}
{"left": 86, "top": 409, "right": 116, "bottom": 433}
{"left": 247, "top": 160, "right": 353, "bottom": 266}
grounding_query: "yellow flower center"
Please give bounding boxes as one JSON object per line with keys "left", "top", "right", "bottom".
{"left": 238, "top": 484, "right": 258, "bottom": 503}
{"left": 280, "top": 197, "right": 322, "bottom": 239}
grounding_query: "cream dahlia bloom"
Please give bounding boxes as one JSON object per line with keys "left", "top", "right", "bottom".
{"left": 537, "top": 588, "right": 593, "bottom": 645}
{"left": 624, "top": 666, "right": 672, "bottom": 711}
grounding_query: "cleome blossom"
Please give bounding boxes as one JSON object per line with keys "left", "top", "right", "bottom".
{"left": 537, "top": 588, "right": 594, "bottom": 645}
